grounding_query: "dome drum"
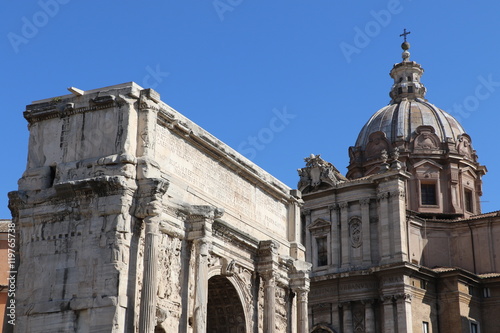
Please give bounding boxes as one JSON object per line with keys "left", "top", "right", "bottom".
{"left": 347, "top": 46, "right": 486, "bottom": 218}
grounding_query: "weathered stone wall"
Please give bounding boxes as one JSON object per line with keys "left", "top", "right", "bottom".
{"left": 10, "top": 82, "right": 310, "bottom": 333}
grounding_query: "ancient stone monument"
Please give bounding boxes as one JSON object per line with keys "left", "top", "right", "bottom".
{"left": 8, "top": 83, "right": 311, "bottom": 332}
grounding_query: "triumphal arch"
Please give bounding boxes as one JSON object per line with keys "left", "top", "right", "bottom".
{"left": 8, "top": 82, "right": 310, "bottom": 332}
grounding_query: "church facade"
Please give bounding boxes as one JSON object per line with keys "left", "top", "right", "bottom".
{"left": 8, "top": 83, "right": 311, "bottom": 332}
{"left": 7, "top": 43, "right": 500, "bottom": 333}
{"left": 301, "top": 44, "right": 500, "bottom": 332}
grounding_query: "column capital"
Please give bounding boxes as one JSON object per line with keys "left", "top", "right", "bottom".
{"left": 377, "top": 191, "right": 389, "bottom": 201}
{"left": 134, "top": 178, "right": 169, "bottom": 219}
{"left": 380, "top": 295, "right": 394, "bottom": 304}
{"left": 328, "top": 204, "right": 339, "bottom": 211}
{"left": 390, "top": 189, "right": 406, "bottom": 199}
{"left": 339, "top": 301, "right": 352, "bottom": 309}
{"left": 394, "top": 293, "right": 412, "bottom": 302}
{"left": 186, "top": 205, "right": 223, "bottom": 240}
{"left": 361, "top": 298, "right": 375, "bottom": 306}
{"left": 339, "top": 202, "right": 348, "bottom": 210}
{"left": 360, "top": 198, "right": 371, "bottom": 206}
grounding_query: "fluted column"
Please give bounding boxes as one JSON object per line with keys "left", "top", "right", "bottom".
{"left": 341, "top": 301, "right": 353, "bottom": 333}
{"left": 262, "top": 272, "right": 277, "bottom": 332}
{"left": 139, "top": 218, "right": 160, "bottom": 332}
{"left": 193, "top": 238, "right": 209, "bottom": 333}
{"left": 296, "top": 289, "right": 309, "bottom": 333}
{"left": 136, "top": 179, "right": 169, "bottom": 333}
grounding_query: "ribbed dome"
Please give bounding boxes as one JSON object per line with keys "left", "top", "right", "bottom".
{"left": 355, "top": 98, "right": 466, "bottom": 150}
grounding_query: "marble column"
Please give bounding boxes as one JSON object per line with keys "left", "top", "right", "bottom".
{"left": 342, "top": 302, "right": 353, "bottom": 333}
{"left": 363, "top": 299, "right": 375, "bottom": 333}
{"left": 396, "top": 293, "right": 413, "bottom": 333}
{"left": 262, "top": 272, "right": 277, "bottom": 333}
{"left": 136, "top": 179, "right": 169, "bottom": 333}
{"left": 139, "top": 217, "right": 160, "bottom": 333}
{"left": 193, "top": 238, "right": 209, "bottom": 333}
{"left": 295, "top": 288, "right": 309, "bottom": 333}
{"left": 381, "top": 296, "right": 395, "bottom": 333}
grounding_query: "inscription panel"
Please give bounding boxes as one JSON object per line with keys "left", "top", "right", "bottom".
{"left": 155, "top": 124, "right": 287, "bottom": 236}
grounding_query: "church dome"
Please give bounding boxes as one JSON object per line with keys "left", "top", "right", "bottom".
{"left": 354, "top": 99, "right": 466, "bottom": 151}
{"left": 346, "top": 38, "right": 486, "bottom": 218}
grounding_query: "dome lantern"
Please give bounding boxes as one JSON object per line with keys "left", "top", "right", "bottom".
{"left": 347, "top": 32, "right": 487, "bottom": 218}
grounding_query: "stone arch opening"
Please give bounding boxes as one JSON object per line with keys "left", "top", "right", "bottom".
{"left": 207, "top": 275, "right": 246, "bottom": 333}
{"left": 311, "top": 324, "right": 336, "bottom": 333}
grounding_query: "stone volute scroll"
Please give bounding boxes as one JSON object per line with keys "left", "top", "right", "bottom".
{"left": 134, "top": 178, "right": 169, "bottom": 333}
{"left": 297, "top": 154, "right": 346, "bottom": 193}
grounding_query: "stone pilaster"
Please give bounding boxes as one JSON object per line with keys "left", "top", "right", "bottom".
{"left": 395, "top": 293, "right": 413, "bottom": 333}
{"left": 341, "top": 301, "right": 353, "bottom": 333}
{"left": 135, "top": 178, "right": 169, "bottom": 333}
{"left": 137, "top": 88, "right": 161, "bottom": 159}
{"left": 381, "top": 296, "right": 395, "bottom": 333}
{"left": 290, "top": 260, "right": 311, "bottom": 333}
{"left": 362, "top": 299, "right": 376, "bottom": 333}
{"left": 329, "top": 204, "right": 340, "bottom": 268}
{"left": 302, "top": 210, "right": 312, "bottom": 265}
{"left": 360, "top": 199, "right": 371, "bottom": 265}
{"left": 258, "top": 240, "right": 279, "bottom": 333}
{"left": 186, "top": 205, "right": 223, "bottom": 333}
{"left": 377, "top": 191, "right": 391, "bottom": 262}
{"left": 340, "top": 202, "right": 349, "bottom": 269}
{"left": 193, "top": 238, "right": 209, "bottom": 333}
{"left": 390, "top": 187, "right": 408, "bottom": 262}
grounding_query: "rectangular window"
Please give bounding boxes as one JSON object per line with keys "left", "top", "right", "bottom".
{"left": 468, "top": 285, "right": 474, "bottom": 296}
{"left": 420, "top": 279, "right": 428, "bottom": 290}
{"left": 470, "top": 322, "right": 479, "bottom": 333}
{"left": 422, "top": 321, "right": 429, "bottom": 333}
{"left": 483, "top": 287, "right": 491, "bottom": 298}
{"left": 316, "top": 237, "right": 328, "bottom": 266}
{"left": 465, "top": 189, "right": 473, "bottom": 212}
{"left": 421, "top": 183, "right": 437, "bottom": 205}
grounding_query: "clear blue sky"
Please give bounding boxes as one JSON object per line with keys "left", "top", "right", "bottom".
{"left": 1, "top": 1, "right": 499, "bottom": 217}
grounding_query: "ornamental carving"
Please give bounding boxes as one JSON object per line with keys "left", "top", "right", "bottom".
{"left": 413, "top": 125, "right": 440, "bottom": 151}
{"left": 349, "top": 217, "right": 362, "bottom": 248}
{"left": 297, "top": 154, "right": 346, "bottom": 193}
{"left": 308, "top": 218, "right": 331, "bottom": 237}
{"left": 365, "top": 131, "right": 390, "bottom": 160}
{"left": 353, "top": 303, "right": 365, "bottom": 333}
{"left": 457, "top": 134, "right": 473, "bottom": 160}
